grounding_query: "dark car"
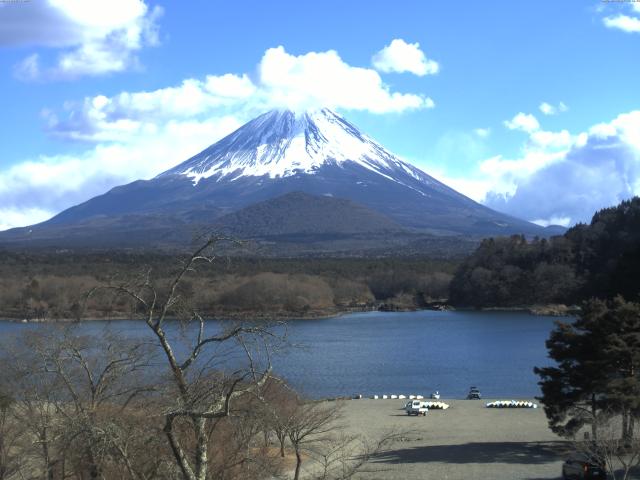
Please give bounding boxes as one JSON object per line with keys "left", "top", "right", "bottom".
{"left": 562, "top": 453, "right": 607, "bottom": 479}
{"left": 466, "top": 386, "right": 481, "bottom": 400}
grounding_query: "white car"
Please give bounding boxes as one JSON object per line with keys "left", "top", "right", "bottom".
{"left": 404, "top": 400, "right": 428, "bottom": 416}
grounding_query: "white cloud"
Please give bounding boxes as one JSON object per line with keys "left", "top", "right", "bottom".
{"left": 602, "top": 2, "right": 640, "bottom": 33}
{"left": 1, "top": 44, "right": 436, "bottom": 230}
{"left": 13, "top": 53, "right": 40, "bottom": 80}
{"left": 205, "top": 73, "right": 257, "bottom": 99}
{"left": 0, "top": 116, "right": 243, "bottom": 229}
{"left": 0, "top": 207, "right": 53, "bottom": 232}
{"left": 603, "top": 14, "right": 640, "bottom": 33}
{"left": 372, "top": 38, "right": 439, "bottom": 76}
{"left": 504, "top": 112, "right": 540, "bottom": 133}
{"left": 43, "top": 74, "right": 257, "bottom": 142}
{"left": 427, "top": 109, "right": 640, "bottom": 227}
{"left": 480, "top": 110, "right": 640, "bottom": 226}
{"left": 259, "top": 46, "right": 433, "bottom": 112}
{"left": 474, "top": 127, "right": 491, "bottom": 138}
{"left": 531, "top": 216, "right": 572, "bottom": 228}
{"left": 539, "top": 103, "right": 554, "bottom": 116}
{"left": 539, "top": 101, "right": 568, "bottom": 116}
{"left": 427, "top": 169, "right": 493, "bottom": 203}
{"left": 529, "top": 129, "right": 573, "bottom": 150}
{"left": 4, "top": 0, "right": 162, "bottom": 80}
{"left": 45, "top": 45, "right": 434, "bottom": 144}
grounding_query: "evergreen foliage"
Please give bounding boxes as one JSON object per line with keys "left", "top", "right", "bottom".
{"left": 535, "top": 297, "right": 640, "bottom": 440}
{"left": 450, "top": 197, "right": 640, "bottom": 307}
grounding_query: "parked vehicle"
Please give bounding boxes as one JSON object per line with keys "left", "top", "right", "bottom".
{"left": 562, "top": 453, "right": 606, "bottom": 479}
{"left": 467, "top": 386, "right": 481, "bottom": 399}
{"left": 404, "top": 400, "right": 428, "bottom": 416}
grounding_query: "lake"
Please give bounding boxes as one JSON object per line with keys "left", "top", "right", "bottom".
{"left": 0, "top": 310, "right": 561, "bottom": 399}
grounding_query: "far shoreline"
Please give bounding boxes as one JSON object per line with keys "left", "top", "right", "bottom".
{"left": 0, "top": 302, "right": 578, "bottom": 324}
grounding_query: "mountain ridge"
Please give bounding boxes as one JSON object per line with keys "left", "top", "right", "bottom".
{"left": 0, "top": 108, "right": 557, "bottom": 252}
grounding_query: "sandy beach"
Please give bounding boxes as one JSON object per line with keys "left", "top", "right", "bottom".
{"left": 338, "top": 398, "right": 569, "bottom": 480}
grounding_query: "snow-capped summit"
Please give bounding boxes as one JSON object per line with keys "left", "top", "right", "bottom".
{"left": 159, "top": 109, "right": 438, "bottom": 192}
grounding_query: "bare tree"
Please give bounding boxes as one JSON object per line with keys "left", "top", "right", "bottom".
{"left": 259, "top": 377, "right": 299, "bottom": 458}
{"left": 286, "top": 401, "right": 343, "bottom": 480}
{"left": 574, "top": 413, "right": 640, "bottom": 480}
{"left": 0, "top": 391, "right": 24, "bottom": 480}
{"left": 44, "top": 330, "right": 154, "bottom": 479}
{"left": 280, "top": 397, "right": 401, "bottom": 480}
{"left": 307, "top": 430, "right": 401, "bottom": 480}
{"left": 203, "top": 398, "right": 283, "bottom": 480}
{"left": 1, "top": 341, "right": 62, "bottom": 480}
{"left": 0, "top": 327, "right": 160, "bottom": 480}
{"left": 89, "top": 236, "right": 283, "bottom": 480}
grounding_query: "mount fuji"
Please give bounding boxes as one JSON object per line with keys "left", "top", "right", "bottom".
{"left": 1, "top": 109, "right": 553, "bottom": 252}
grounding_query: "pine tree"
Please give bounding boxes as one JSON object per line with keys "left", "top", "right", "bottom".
{"left": 535, "top": 297, "right": 640, "bottom": 440}
{"left": 592, "top": 297, "right": 640, "bottom": 441}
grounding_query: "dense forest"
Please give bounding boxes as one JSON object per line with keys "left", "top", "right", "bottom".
{"left": 0, "top": 251, "right": 458, "bottom": 320}
{"left": 450, "top": 197, "right": 640, "bottom": 308}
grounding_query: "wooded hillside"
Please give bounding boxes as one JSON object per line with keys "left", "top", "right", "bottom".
{"left": 450, "top": 197, "right": 640, "bottom": 307}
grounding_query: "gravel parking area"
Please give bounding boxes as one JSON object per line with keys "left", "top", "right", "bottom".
{"left": 339, "top": 398, "right": 569, "bottom": 480}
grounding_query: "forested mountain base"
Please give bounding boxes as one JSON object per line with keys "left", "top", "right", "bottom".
{"left": 5, "top": 197, "right": 638, "bottom": 320}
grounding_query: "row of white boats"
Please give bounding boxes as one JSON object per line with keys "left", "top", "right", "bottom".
{"left": 402, "top": 399, "right": 538, "bottom": 416}
{"left": 419, "top": 401, "right": 450, "bottom": 410}
{"left": 368, "top": 394, "right": 427, "bottom": 400}
{"left": 359, "top": 394, "right": 538, "bottom": 410}
{"left": 485, "top": 400, "right": 538, "bottom": 408}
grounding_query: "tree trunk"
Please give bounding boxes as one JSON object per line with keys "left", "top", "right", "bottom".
{"left": 194, "top": 416, "right": 209, "bottom": 480}
{"left": 0, "top": 435, "right": 5, "bottom": 480}
{"left": 591, "top": 394, "right": 598, "bottom": 441}
{"left": 41, "top": 428, "right": 53, "bottom": 480}
{"left": 164, "top": 417, "right": 197, "bottom": 480}
{"left": 293, "top": 448, "right": 302, "bottom": 480}
{"left": 276, "top": 431, "right": 286, "bottom": 458}
{"left": 86, "top": 448, "right": 102, "bottom": 480}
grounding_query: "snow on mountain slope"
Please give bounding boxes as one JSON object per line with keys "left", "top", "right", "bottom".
{"left": 159, "top": 108, "right": 445, "bottom": 196}
{"left": 0, "top": 107, "right": 549, "bottom": 250}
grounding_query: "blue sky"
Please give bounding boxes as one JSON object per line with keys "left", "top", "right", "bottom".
{"left": 0, "top": 0, "right": 639, "bottom": 230}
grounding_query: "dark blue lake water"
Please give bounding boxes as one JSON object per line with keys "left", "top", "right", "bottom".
{"left": 0, "top": 310, "right": 560, "bottom": 399}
